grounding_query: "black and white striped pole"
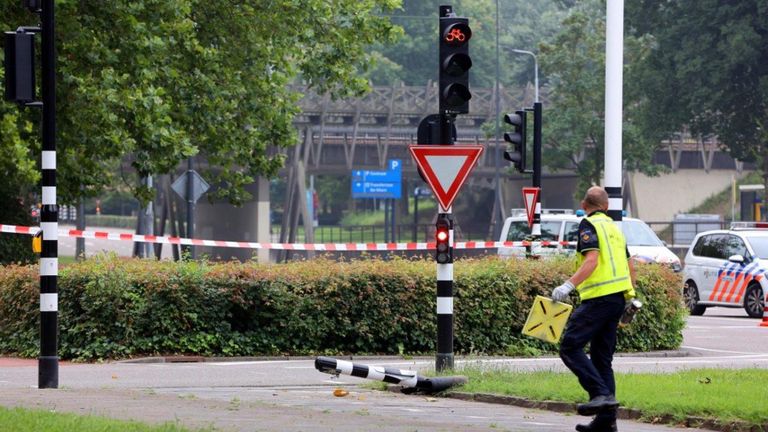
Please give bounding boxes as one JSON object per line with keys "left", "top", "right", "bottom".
{"left": 435, "top": 211, "right": 454, "bottom": 372}
{"left": 315, "top": 357, "right": 466, "bottom": 394}
{"left": 604, "top": 0, "right": 624, "bottom": 222}
{"left": 39, "top": 0, "right": 59, "bottom": 389}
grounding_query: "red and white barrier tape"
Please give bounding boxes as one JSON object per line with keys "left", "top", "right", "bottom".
{"left": 1, "top": 223, "right": 572, "bottom": 251}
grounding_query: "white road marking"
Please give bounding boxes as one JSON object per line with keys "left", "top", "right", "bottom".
{"left": 687, "top": 325, "right": 762, "bottom": 329}
{"left": 688, "top": 316, "right": 758, "bottom": 323}
{"left": 681, "top": 346, "right": 768, "bottom": 355}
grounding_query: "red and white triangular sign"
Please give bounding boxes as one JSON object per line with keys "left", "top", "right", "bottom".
{"left": 409, "top": 145, "right": 484, "bottom": 210}
{"left": 522, "top": 187, "right": 540, "bottom": 228}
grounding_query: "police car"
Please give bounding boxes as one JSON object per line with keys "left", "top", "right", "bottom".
{"left": 498, "top": 210, "right": 682, "bottom": 271}
{"left": 682, "top": 222, "right": 768, "bottom": 318}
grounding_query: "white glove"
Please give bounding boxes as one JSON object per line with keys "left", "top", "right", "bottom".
{"left": 552, "top": 281, "right": 575, "bottom": 302}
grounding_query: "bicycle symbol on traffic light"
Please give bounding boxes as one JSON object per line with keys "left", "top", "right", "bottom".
{"left": 444, "top": 28, "right": 466, "bottom": 44}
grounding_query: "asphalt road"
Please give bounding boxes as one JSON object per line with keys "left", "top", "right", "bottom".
{"left": 1, "top": 307, "right": 765, "bottom": 431}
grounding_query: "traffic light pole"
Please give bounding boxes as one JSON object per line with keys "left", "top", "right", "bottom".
{"left": 434, "top": 3, "right": 471, "bottom": 373}
{"left": 39, "top": 0, "right": 59, "bottom": 389}
{"left": 531, "top": 102, "right": 542, "bottom": 236}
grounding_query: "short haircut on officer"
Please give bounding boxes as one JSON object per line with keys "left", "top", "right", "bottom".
{"left": 582, "top": 186, "right": 608, "bottom": 210}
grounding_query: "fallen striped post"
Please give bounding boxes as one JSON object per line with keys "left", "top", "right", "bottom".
{"left": 314, "top": 356, "right": 467, "bottom": 394}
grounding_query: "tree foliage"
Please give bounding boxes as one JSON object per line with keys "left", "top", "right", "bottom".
{"left": 538, "top": 0, "right": 661, "bottom": 196}
{"left": 627, "top": 0, "right": 768, "bottom": 179}
{"left": 2, "top": 0, "right": 402, "bottom": 207}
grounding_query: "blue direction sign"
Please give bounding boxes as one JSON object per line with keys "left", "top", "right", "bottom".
{"left": 351, "top": 160, "right": 402, "bottom": 199}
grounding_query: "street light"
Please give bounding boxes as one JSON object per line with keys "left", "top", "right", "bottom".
{"left": 511, "top": 49, "right": 539, "bottom": 103}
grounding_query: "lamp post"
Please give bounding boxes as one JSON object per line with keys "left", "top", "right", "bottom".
{"left": 492, "top": 0, "right": 502, "bottom": 240}
{"left": 511, "top": 49, "right": 539, "bottom": 103}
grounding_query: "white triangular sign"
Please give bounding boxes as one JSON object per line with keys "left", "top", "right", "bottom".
{"left": 522, "top": 187, "right": 540, "bottom": 228}
{"left": 425, "top": 155, "right": 467, "bottom": 193}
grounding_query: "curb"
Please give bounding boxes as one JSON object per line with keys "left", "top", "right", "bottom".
{"left": 444, "top": 392, "right": 766, "bottom": 432}
{"left": 118, "top": 351, "right": 691, "bottom": 364}
{"left": 118, "top": 355, "right": 433, "bottom": 364}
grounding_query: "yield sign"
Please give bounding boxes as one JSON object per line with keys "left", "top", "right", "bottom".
{"left": 409, "top": 145, "right": 484, "bottom": 210}
{"left": 522, "top": 187, "right": 540, "bottom": 228}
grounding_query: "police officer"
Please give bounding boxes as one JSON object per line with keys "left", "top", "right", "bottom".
{"left": 551, "top": 186, "right": 636, "bottom": 432}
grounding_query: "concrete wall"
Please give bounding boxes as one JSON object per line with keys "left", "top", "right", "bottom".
{"left": 628, "top": 169, "right": 748, "bottom": 222}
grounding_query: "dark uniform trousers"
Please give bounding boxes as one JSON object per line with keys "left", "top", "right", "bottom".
{"left": 559, "top": 291, "right": 625, "bottom": 422}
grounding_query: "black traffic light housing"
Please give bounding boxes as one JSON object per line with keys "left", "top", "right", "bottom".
{"left": 435, "top": 216, "right": 452, "bottom": 264}
{"left": 439, "top": 9, "right": 472, "bottom": 115}
{"left": 24, "top": 0, "right": 42, "bottom": 12}
{"left": 503, "top": 110, "right": 527, "bottom": 173}
{"left": 3, "top": 30, "right": 36, "bottom": 103}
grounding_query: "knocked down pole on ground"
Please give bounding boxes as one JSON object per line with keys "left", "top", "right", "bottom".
{"left": 314, "top": 356, "right": 467, "bottom": 394}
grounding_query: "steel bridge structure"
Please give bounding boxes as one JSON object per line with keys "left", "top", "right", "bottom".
{"left": 274, "top": 82, "right": 746, "bottom": 251}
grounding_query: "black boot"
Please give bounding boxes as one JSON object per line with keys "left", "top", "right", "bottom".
{"left": 576, "top": 395, "right": 619, "bottom": 416}
{"left": 575, "top": 418, "right": 618, "bottom": 432}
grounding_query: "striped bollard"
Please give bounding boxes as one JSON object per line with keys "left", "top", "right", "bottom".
{"left": 314, "top": 357, "right": 466, "bottom": 394}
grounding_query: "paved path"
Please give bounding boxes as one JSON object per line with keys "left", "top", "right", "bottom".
{"left": 4, "top": 308, "right": 765, "bottom": 431}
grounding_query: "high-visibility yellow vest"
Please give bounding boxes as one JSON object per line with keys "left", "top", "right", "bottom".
{"left": 576, "top": 213, "right": 635, "bottom": 301}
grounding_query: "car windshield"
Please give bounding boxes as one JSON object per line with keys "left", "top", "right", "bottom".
{"left": 505, "top": 221, "right": 559, "bottom": 242}
{"left": 621, "top": 220, "right": 664, "bottom": 247}
{"left": 746, "top": 236, "right": 768, "bottom": 259}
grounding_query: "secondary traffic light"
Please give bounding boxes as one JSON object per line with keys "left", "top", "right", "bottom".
{"left": 439, "top": 15, "right": 472, "bottom": 115}
{"left": 435, "top": 218, "right": 452, "bottom": 264}
{"left": 3, "top": 30, "right": 35, "bottom": 103}
{"left": 503, "top": 110, "right": 527, "bottom": 173}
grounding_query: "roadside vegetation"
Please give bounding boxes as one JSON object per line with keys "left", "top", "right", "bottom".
{"left": 0, "top": 406, "right": 202, "bottom": 432}
{"left": 0, "top": 255, "right": 684, "bottom": 361}
{"left": 455, "top": 368, "right": 768, "bottom": 429}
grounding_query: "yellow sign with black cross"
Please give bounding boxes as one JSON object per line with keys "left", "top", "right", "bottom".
{"left": 522, "top": 295, "right": 573, "bottom": 344}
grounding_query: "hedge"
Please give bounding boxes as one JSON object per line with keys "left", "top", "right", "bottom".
{"left": 0, "top": 254, "right": 686, "bottom": 361}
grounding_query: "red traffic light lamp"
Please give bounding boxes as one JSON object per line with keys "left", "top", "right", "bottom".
{"left": 435, "top": 219, "right": 452, "bottom": 264}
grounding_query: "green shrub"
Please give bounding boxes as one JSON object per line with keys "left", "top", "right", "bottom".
{"left": 0, "top": 255, "right": 685, "bottom": 360}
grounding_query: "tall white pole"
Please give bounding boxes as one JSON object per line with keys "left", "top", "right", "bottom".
{"left": 605, "top": 0, "right": 624, "bottom": 221}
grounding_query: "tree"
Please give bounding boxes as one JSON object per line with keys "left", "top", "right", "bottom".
{"left": 538, "top": 0, "right": 661, "bottom": 197}
{"left": 2, "top": 0, "right": 403, "bottom": 209}
{"left": 627, "top": 0, "right": 768, "bottom": 189}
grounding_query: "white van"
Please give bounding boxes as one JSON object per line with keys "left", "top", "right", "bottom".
{"left": 498, "top": 212, "right": 682, "bottom": 272}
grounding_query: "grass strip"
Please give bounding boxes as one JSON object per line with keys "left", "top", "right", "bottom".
{"left": 456, "top": 367, "right": 768, "bottom": 427}
{"left": 0, "top": 405, "right": 202, "bottom": 432}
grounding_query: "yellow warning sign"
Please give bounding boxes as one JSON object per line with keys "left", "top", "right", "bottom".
{"left": 522, "top": 295, "right": 573, "bottom": 344}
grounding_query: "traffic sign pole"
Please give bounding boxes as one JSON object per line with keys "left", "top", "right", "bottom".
{"left": 408, "top": 143, "right": 483, "bottom": 373}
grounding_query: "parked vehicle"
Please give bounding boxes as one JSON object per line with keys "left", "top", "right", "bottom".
{"left": 682, "top": 222, "right": 768, "bottom": 318}
{"left": 498, "top": 211, "right": 682, "bottom": 272}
